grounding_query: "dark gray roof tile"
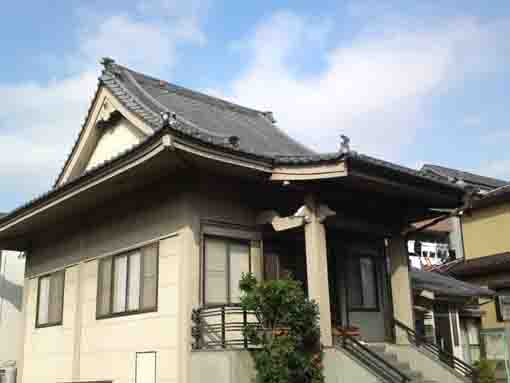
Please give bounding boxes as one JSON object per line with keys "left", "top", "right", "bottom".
{"left": 421, "top": 164, "right": 508, "bottom": 191}
{"left": 411, "top": 268, "right": 495, "bottom": 297}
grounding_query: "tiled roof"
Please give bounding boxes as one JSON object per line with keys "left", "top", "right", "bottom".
{"left": 448, "top": 252, "right": 510, "bottom": 277}
{"left": 411, "top": 268, "right": 495, "bottom": 298}
{"left": 420, "top": 164, "right": 508, "bottom": 191}
{"left": 0, "top": 60, "right": 469, "bottom": 226}
{"left": 105, "top": 63, "right": 315, "bottom": 158}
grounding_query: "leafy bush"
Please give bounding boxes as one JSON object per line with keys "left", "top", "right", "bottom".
{"left": 473, "top": 359, "right": 496, "bottom": 383}
{"left": 239, "top": 273, "right": 324, "bottom": 383}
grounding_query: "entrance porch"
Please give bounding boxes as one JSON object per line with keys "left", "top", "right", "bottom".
{"left": 263, "top": 226, "right": 395, "bottom": 344}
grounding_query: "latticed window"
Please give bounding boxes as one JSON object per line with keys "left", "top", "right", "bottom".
{"left": 36, "top": 270, "right": 65, "bottom": 327}
{"left": 97, "top": 243, "right": 158, "bottom": 318}
{"left": 203, "top": 236, "right": 251, "bottom": 305}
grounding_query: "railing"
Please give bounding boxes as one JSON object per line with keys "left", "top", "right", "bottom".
{"left": 339, "top": 334, "right": 411, "bottom": 383}
{"left": 191, "top": 304, "right": 262, "bottom": 350}
{"left": 393, "top": 318, "right": 476, "bottom": 381}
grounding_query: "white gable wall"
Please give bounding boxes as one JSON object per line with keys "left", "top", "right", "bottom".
{"left": 86, "top": 118, "right": 144, "bottom": 171}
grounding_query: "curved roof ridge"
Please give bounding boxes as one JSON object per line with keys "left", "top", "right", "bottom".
{"left": 118, "top": 64, "right": 267, "bottom": 117}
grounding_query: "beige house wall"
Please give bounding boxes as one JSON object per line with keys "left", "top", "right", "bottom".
{"left": 462, "top": 203, "right": 510, "bottom": 260}
{"left": 461, "top": 203, "right": 510, "bottom": 331}
{"left": 21, "top": 231, "right": 194, "bottom": 383}
{"left": 19, "top": 176, "right": 264, "bottom": 383}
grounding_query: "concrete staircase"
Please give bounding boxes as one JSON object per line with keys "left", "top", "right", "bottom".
{"left": 366, "top": 344, "right": 437, "bottom": 383}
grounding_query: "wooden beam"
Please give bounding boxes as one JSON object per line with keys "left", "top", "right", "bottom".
{"left": 271, "top": 162, "right": 348, "bottom": 181}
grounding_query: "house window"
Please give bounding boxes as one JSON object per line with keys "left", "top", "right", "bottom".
{"left": 97, "top": 243, "right": 158, "bottom": 319}
{"left": 496, "top": 295, "right": 510, "bottom": 321}
{"left": 136, "top": 352, "right": 156, "bottom": 383}
{"left": 203, "top": 236, "right": 250, "bottom": 305}
{"left": 348, "top": 255, "right": 378, "bottom": 310}
{"left": 36, "top": 270, "right": 65, "bottom": 328}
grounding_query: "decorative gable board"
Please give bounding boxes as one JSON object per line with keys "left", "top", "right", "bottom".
{"left": 86, "top": 118, "right": 144, "bottom": 171}
{"left": 57, "top": 86, "right": 153, "bottom": 186}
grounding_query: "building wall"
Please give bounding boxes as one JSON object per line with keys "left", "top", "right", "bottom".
{"left": 462, "top": 203, "right": 510, "bottom": 260}
{"left": 0, "top": 251, "right": 25, "bottom": 367}
{"left": 19, "top": 175, "right": 263, "bottom": 383}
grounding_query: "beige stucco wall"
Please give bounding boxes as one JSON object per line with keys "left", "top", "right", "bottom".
{"left": 461, "top": 203, "right": 510, "bottom": 331}
{"left": 21, "top": 232, "right": 194, "bottom": 383}
{"left": 86, "top": 118, "right": 144, "bottom": 171}
{"left": 19, "top": 174, "right": 266, "bottom": 383}
{"left": 462, "top": 203, "right": 510, "bottom": 260}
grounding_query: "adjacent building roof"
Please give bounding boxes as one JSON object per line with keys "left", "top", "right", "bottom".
{"left": 447, "top": 252, "right": 510, "bottom": 278}
{"left": 420, "top": 164, "right": 508, "bottom": 192}
{"left": 411, "top": 268, "right": 495, "bottom": 298}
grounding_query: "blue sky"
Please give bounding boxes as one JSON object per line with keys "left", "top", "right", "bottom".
{"left": 1, "top": 0, "right": 510, "bottom": 212}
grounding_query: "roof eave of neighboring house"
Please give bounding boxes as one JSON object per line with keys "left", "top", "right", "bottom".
{"left": 411, "top": 268, "right": 496, "bottom": 299}
{"left": 467, "top": 185, "right": 510, "bottom": 211}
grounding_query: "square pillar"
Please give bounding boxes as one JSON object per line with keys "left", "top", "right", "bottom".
{"left": 304, "top": 195, "right": 333, "bottom": 347}
{"left": 389, "top": 235, "right": 414, "bottom": 344}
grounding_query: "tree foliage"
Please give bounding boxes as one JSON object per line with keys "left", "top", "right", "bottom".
{"left": 239, "top": 273, "right": 324, "bottom": 383}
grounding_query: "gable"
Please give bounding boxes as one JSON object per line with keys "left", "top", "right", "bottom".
{"left": 56, "top": 86, "right": 153, "bottom": 186}
{"left": 86, "top": 118, "right": 144, "bottom": 171}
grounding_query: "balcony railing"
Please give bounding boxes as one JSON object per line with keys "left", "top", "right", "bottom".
{"left": 191, "top": 304, "right": 262, "bottom": 350}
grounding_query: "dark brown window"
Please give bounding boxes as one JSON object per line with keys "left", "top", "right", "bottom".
{"left": 496, "top": 294, "right": 510, "bottom": 322}
{"left": 36, "top": 270, "right": 65, "bottom": 328}
{"left": 203, "top": 236, "right": 251, "bottom": 305}
{"left": 97, "top": 243, "right": 158, "bottom": 319}
{"left": 348, "top": 255, "right": 378, "bottom": 311}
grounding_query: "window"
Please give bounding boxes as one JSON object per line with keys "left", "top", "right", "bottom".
{"left": 496, "top": 294, "right": 510, "bottom": 321}
{"left": 36, "top": 270, "right": 65, "bottom": 328}
{"left": 136, "top": 352, "right": 156, "bottom": 383}
{"left": 348, "top": 255, "right": 378, "bottom": 310}
{"left": 97, "top": 243, "right": 158, "bottom": 318}
{"left": 203, "top": 236, "right": 250, "bottom": 305}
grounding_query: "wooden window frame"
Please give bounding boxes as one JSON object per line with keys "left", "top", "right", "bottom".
{"left": 348, "top": 254, "right": 380, "bottom": 312}
{"left": 96, "top": 245, "right": 159, "bottom": 320}
{"left": 35, "top": 270, "right": 66, "bottom": 329}
{"left": 202, "top": 235, "right": 252, "bottom": 307}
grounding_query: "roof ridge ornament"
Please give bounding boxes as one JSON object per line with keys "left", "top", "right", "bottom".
{"left": 161, "top": 111, "right": 178, "bottom": 128}
{"left": 339, "top": 134, "right": 350, "bottom": 154}
{"left": 100, "top": 57, "right": 115, "bottom": 68}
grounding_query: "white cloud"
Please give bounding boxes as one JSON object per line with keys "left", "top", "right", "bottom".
{"left": 478, "top": 159, "right": 510, "bottom": 181}
{"left": 0, "top": 1, "right": 207, "bottom": 211}
{"left": 223, "top": 12, "right": 510, "bottom": 161}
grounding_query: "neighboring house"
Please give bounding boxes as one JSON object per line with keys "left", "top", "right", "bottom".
{"left": 0, "top": 247, "right": 25, "bottom": 382}
{"left": 411, "top": 268, "right": 495, "bottom": 365}
{"left": 409, "top": 165, "right": 510, "bottom": 269}
{"left": 0, "top": 59, "right": 473, "bottom": 383}
{"left": 408, "top": 218, "right": 453, "bottom": 269}
{"left": 444, "top": 185, "right": 510, "bottom": 380}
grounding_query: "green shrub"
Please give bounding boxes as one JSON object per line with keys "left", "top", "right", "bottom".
{"left": 239, "top": 273, "right": 324, "bottom": 383}
{"left": 473, "top": 359, "right": 496, "bottom": 383}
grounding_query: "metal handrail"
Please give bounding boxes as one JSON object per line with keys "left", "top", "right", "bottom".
{"left": 191, "top": 304, "right": 262, "bottom": 350}
{"left": 339, "top": 334, "right": 411, "bottom": 383}
{"left": 393, "top": 318, "right": 476, "bottom": 381}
